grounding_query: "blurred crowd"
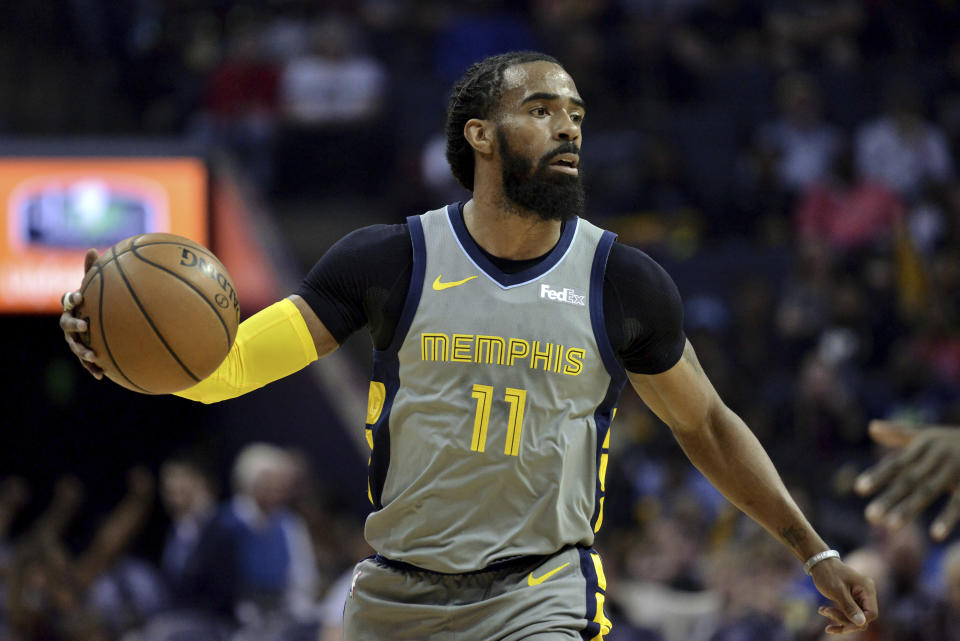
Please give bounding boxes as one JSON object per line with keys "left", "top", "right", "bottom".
{"left": 0, "top": 446, "right": 370, "bottom": 641}
{"left": 0, "top": 449, "right": 958, "bottom": 641}
{"left": 5, "top": 0, "right": 960, "bottom": 640}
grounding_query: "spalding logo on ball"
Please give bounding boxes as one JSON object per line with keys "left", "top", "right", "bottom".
{"left": 75, "top": 233, "right": 240, "bottom": 394}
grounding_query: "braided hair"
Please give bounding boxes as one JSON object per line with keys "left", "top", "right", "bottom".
{"left": 445, "top": 51, "right": 561, "bottom": 191}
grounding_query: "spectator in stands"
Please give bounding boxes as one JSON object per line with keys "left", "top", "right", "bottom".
{"left": 776, "top": 240, "right": 836, "bottom": 355}
{"left": 279, "top": 17, "right": 385, "bottom": 128}
{"left": 133, "top": 454, "right": 236, "bottom": 641}
{"left": 0, "top": 476, "right": 29, "bottom": 555}
{"left": 793, "top": 350, "right": 865, "bottom": 453}
{"left": 909, "top": 303, "right": 960, "bottom": 389}
{"left": 705, "top": 527, "right": 794, "bottom": 641}
{"left": 630, "top": 515, "right": 708, "bottom": 593}
{"left": 4, "top": 470, "right": 154, "bottom": 641}
{"left": 86, "top": 555, "right": 169, "bottom": 641}
{"left": 855, "top": 80, "right": 954, "bottom": 200}
{"left": 794, "top": 145, "right": 905, "bottom": 254}
{"left": 433, "top": 0, "right": 536, "bottom": 86}
{"left": 224, "top": 443, "right": 318, "bottom": 635}
{"left": 281, "top": 448, "right": 371, "bottom": 601}
{"left": 315, "top": 519, "right": 374, "bottom": 641}
{"left": 132, "top": 445, "right": 321, "bottom": 641}
{"left": 875, "top": 524, "right": 936, "bottom": 640}
{"left": 926, "top": 541, "right": 960, "bottom": 641}
{"left": 755, "top": 73, "right": 842, "bottom": 194}
{"left": 421, "top": 132, "right": 471, "bottom": 204}
{"left": 274, "top": 15, "right": 389, "bottom": 197}
{"left": 158, "top": 453, "right": 218, "bottom": 590}
{"left": 195, "top": 23, "right": 280, "bottom": 193}
{"left": 933, "top": 41, "right": 960, "bottom": 154}
{"left": 0, "top": 477, "right": 34, "bottom": 640}
{"left": 636, "top": 139, "right": 697, "bottom": 218}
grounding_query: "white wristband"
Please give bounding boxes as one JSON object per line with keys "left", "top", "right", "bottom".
{"left": 803, "top": 549, "right": 840, "bottom": 575}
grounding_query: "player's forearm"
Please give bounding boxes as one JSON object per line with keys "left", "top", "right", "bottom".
{"left": 175, "top": 298, "right": 319, "bottom": 404}
{"left": 672, "top": 403, "right": 829, "bottom": 561}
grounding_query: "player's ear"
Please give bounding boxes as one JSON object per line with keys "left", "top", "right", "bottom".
{"left": 464, "top": 119, "right": 494, "bottom": 156}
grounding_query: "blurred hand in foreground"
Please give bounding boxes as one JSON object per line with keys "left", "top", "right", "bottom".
{"left": 856, "top": 420, "right": 960, "bottom": 541}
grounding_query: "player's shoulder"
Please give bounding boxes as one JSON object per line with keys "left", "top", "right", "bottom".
{"left": 607, "top": 240, "right": 671, "bottom": 280}
{"left": 604, "top": 240, "right": 682, "bottom": 307}
{"left": 330, "top": 222, "right": 411, "bottom": 258}
{"left": 340, "top": 222, "right": 410, "bottom": 246}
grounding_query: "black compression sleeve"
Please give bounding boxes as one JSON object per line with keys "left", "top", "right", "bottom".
{"left": 294, "top": 224, "right": 412, "bottom": 349}
{"left": 603, "top": 242, "right": 686, "bottom": 374}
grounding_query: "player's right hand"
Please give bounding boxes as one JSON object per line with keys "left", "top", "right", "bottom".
{"left": 809, "top": 557, "right": 878, "bottom": 635}
{"left": 60, "top": 249, "right": 103, "bottom": 380}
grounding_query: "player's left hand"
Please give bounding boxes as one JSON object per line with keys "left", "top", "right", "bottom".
{"left": 60, "top": 248, "right": 103, "bottom": 379}
{"left": 809, "top": 558, "right": 877, "bottom": 635}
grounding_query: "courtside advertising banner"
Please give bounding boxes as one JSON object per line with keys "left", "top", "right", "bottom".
{"left": 0, "top": 157, "right": 207, "bottom": 313}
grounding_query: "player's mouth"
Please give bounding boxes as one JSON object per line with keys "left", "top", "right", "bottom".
{"left": 548, "top": 153, "right": 579, "bottom": 176}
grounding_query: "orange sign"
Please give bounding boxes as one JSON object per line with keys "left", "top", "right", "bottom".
{"left": 0, "top": 157, "right": 207, "bottom": 313}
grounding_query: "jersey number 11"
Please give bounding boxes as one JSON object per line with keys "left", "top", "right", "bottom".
{"left": 470, "top": 384, "right": 527, "bottom": 456}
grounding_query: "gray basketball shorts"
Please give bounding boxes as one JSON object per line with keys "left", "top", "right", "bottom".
{"left": 342, "top": 546, "right": 611, "bottom": 641}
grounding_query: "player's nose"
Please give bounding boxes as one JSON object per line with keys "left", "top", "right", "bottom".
{"left": 554, "top": 113, "right": 580, "bottom": 142}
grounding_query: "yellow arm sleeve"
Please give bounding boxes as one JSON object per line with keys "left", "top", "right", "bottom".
{"left": 174, "top": 298, "right": 319, "bottom": 404}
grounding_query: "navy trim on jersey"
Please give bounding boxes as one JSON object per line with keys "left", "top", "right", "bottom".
{"left": 578, "top": 548, "right": 606, "bottom": 641}
{"left": 588, "top": 230, "right": 627, "bottom": 535}
{"left": 445, "top": 202, "right": 580, "bottom": 289}
{"left": 589, "top": 398, "right": 616, "bottom": 535}
{"left": 373, "top": 549, "right": 565, "bottom": 576}
{"left": 367, "top": 353, "right": 398, "bottom": 510}
{"left": 366, "top": 215, "right": 428, "bottom": 509}
{"left": 589, "top": 231, "right": 625, "bottom": 381}
{"left": 389, "top": 215, "right": 427, "bottom": 353}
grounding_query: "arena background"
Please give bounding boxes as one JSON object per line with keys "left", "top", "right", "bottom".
{"left": 3, "top": 1, "right": 960, "bottom": 640}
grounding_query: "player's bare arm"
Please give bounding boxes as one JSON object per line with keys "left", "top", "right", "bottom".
{"left": 855, "top": 420, "right": 960, "bottom": 540}
{"left": 628, "top": 339, "right": 877, "bottom": 635}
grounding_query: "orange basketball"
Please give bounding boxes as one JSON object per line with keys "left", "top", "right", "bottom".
{"left": 74, "top": 233, "right": 240, "bottom": 394}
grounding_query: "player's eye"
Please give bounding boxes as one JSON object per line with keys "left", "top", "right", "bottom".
{"left": 531, "top": 107, "right": 548, "bottom": 117}
{"left": 571, "top": 113, "right": 584, "bottom": 124}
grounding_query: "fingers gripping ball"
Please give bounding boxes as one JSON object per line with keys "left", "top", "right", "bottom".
{"left": 75, "top": 233, "right": 240, "bottom": 394}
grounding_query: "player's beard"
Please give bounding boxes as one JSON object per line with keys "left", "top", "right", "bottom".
{"left": 498, "top": 131, "right": 585, "bottom": 222}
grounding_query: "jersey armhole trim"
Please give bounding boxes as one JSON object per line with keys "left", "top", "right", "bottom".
{"left": 385, "top": 215, "right": 426, "bottom": 354}
{"left": 589, "top": 231, "right": 627, "bottom": 385}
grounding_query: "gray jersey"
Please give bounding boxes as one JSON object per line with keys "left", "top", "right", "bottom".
{"left": 363, "top": 205, "right": 626, "bottom": 573}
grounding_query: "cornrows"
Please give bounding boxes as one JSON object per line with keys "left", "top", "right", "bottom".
{"left": 444, "top": 51, "right": 561, "bottom": 191}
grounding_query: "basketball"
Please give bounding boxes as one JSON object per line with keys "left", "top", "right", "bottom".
{"left": 74, "top": 233, "right": 240, "bottom": 394}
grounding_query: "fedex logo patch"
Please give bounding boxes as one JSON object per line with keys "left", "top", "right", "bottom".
{"left": 540, "top": 284, "right": 585, "bottom": 306}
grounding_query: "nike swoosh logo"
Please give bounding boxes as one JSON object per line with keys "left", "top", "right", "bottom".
{"left": 432, "top": 275, "right": 478, "bottom": 291}
{"left": 527, "top": 562, "right": 570, "bottom": 586}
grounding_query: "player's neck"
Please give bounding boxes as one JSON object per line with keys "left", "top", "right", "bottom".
{"left": 462, "top": 197, "right": 562, "bottom": 261}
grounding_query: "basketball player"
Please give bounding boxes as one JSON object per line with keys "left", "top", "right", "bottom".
{"left": 61, "top": 52, "right": 877, "bottom": 639}
{"left": 856, "top": 419, "right": 960, "bottom": 541}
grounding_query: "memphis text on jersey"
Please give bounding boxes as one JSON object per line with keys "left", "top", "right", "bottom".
{"left": 420, "top": 332, "right": 586, "bottom": 376}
